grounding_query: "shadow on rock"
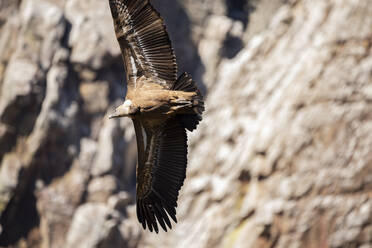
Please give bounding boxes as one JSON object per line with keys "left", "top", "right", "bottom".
{"left": 152, "top": 0, "right": 207, "bottom": 95}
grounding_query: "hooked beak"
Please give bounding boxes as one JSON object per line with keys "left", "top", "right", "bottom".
{"left": 108, "top": 112, "right": 119, "bottom": 119}
{"left": 108, "top": 106, "right": 130, "bottom": 119}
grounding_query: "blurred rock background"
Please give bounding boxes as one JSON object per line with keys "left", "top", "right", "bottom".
{"left": 0, "top": 0, "right": 371, "bottom": 247}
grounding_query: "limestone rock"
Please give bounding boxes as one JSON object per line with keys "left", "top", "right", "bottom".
{"left": 139, "top": 0, "right": 372, "bottom": 247}
{"left": 66, "top": 203, "right": 125, "bottom": 248}
{"left": 87, "top": 175, "right": 118, "bottom": 203}
{"left": 65, "top": 0, "right": 119, "bottom": 69}
{"left": 0, "top": 0, "right": 371, "bottom": 247}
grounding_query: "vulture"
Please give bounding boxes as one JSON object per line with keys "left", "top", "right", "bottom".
{"left": 108, "top": 0, "right": 204, "bottom": 233}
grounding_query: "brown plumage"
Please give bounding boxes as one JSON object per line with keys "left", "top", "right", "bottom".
{"left": 108, "top": 0, "right": 204, "bottom": 233}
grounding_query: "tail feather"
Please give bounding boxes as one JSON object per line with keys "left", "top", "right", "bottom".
{"left": 172, "top": 73, "right": 204, "bottom": 131}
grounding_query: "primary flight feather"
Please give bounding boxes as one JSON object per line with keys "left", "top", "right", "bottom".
{"left": 108, "top": 0, "right": 204, "bottom": 233}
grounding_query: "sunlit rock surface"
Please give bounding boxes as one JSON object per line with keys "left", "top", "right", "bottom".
{"left": 0, "top": 0, "right": 371, "bottom": 247}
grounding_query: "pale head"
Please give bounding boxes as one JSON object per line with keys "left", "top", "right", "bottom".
{"left": 109, "top": 100, "right": 133, "bottom": 119}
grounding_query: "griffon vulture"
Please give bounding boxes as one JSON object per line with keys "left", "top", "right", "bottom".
{"left": 108, "top": 0, "right": 204, "bottom": 233}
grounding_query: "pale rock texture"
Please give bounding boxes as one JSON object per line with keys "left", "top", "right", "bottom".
{"left": 140, "top": 0, "right": 372, "bottom": 247}
{"left": 66, "top": 203, "right": 125, "bottom": 248}
{"left": 0, "top": 0, "right": 371, "bottom": 248}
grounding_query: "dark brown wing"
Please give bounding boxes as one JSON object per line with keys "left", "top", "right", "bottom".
{"left": 133, "top": 118, "right": 187, "bottom": 233}
{"left": 108, "top": 0, "right": 177, "bottom": 90}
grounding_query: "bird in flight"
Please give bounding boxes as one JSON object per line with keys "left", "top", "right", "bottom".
{"left": 108, "top": 0, "right": 204, "bottom": 233}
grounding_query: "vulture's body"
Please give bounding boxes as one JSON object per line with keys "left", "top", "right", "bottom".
{"left": 108, "top": 0, "right": 204, "bottom": 233}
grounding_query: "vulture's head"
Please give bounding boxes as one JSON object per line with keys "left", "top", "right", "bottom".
{"left": 109, "top": 100, "right": 134, "bottom": 119}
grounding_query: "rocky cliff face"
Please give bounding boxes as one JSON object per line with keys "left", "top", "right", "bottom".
{"left": 0, "top": 0, "right": 371, "bottom": 248}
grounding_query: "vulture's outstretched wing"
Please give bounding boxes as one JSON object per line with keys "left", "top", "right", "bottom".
{"left": 133, "top": 118, "right": 187, "bottom": 233}
{"left": 108, "top": 0, "right": 177, "bottom": 89}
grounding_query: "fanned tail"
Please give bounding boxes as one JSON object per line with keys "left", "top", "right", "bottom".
{"left": 172, "top": 73, "right": 204, "bottom": 131}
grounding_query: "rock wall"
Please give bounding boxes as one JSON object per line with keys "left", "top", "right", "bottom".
{"left": 0, "top": 0, "right": 371, "bottom": 248}
{"left": 142, "top": 0, "right": 372, "bottom": 247}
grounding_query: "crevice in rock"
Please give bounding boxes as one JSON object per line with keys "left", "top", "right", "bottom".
{"left": 226, "top": 0, "right": 257, "bottom": 28}
{"left": 0, "top": 74, "right": 47, "bottom": 160}
{"left": 221, "top": 34, "right": 245, "bottom": 59}
{"left": 0, "top": 167, "right": 39, "bottom": 246}
{"left": 238, "top": 169, "right": 252, "bottom": 182}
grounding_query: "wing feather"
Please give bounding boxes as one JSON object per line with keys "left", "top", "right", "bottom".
{"left": 134, "top": 118, "right": 187, "bottom": 232}
{"left": 109, "top": 0, "right": 177, "bottom": 89}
